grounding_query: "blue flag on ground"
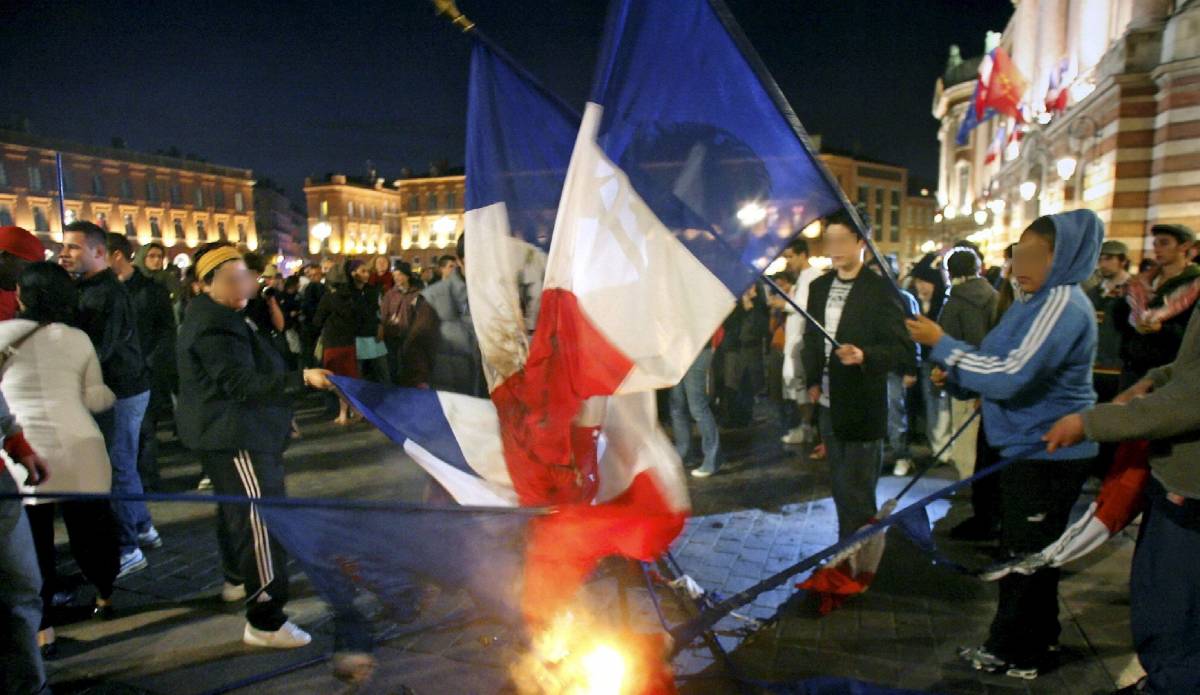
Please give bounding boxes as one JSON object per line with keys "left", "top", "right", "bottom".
{"left": 259, "top": 502, "right": 534, "bottom": 626}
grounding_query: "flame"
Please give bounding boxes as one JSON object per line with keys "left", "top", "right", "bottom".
{"left": 512, "top": 611, "right": 633, "bottom": 695}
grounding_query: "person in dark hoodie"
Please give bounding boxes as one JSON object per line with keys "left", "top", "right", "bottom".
{"left": 107, "top": 234, "right": 177, "bottom": 492}
{"left": 907, "top": 210, "right": 1101, "bottom": 680}
{"left": 937, "top": 246, "right": 997, "bottom": 481}
{"left": 910, "top": 252, "right": 952, "bottom": 466}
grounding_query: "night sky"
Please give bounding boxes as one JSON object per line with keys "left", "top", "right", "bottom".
{"left": 0, "top": 0, "right": 1012, "bottom": 202}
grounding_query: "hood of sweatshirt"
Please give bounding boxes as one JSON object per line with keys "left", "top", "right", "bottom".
{"left": 949, "top": 276, "right": 996, "bottom": 309}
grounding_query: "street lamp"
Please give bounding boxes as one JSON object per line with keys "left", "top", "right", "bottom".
{"left": 973, "top": 209, "right": 988, "bottom": 226}
{"left": 1019, "top": 180, "right": 1038, "bottom": 201}
{"left": 1056, "top": 156, "right": 1078, "bottom": 181}
{"left": 310, "top": 221, "right": 332, "bottom": 257}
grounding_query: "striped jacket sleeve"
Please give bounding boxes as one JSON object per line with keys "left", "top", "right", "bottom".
{"left": 929, "top": 286, "right": 1080, "bottom": 401}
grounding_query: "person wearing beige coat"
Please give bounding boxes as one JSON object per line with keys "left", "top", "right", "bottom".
{"left": 1, "top": 262, "right": 121, "bottom": 654}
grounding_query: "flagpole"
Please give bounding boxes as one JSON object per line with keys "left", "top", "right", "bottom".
{"left": 708, "top": 0, "right": 915, "bottom": 318}
{"left": 55, "top": 152, "right": 68, "bottom": 234}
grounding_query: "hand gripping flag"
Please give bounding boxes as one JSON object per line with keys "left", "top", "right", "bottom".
{"left": 981, "top": 439, "right": 1151, "bottom": 581}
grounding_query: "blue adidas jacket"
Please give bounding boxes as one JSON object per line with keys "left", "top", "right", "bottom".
{"left": 930, "top": 210, "right": 1101, "bottom": 461}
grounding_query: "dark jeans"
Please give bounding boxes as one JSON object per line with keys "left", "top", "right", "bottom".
{"left": 26, "top": 501, "right": 119, "bottom": 628}
{"left": 1132, "top": 478, "right": 1200, "bottom": 693}
{"left": 818, "top": 407, "right": 882, "bottom": 539}
{"left": 137, "top": 403, "right": 163, "bottom": 491}
{"left": 985, "top": 458, "right": 1091, "bottom": 667}
{"left": 199, "top": 449, "right": 291, "bottom": 631}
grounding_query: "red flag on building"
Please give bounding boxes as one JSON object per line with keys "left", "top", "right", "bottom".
{"left": 976, "top": 47, "right": 1028, "bottom": 123}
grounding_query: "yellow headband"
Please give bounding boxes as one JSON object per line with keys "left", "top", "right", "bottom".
{"left": 196, "top": 246, "right": 244, "bottom": 281}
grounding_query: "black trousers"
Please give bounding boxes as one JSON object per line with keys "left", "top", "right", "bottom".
{"left": 25, "top": 501, "right": 119, "bottom": 628}
{"left": 199, "top": 449, "right": 290, "bottom": 631}
{"left": 970, "top": 431, "right": 1002, "bottom": 530}
{"left": 985, "top": 458, "right": 1091, "bottom": 667}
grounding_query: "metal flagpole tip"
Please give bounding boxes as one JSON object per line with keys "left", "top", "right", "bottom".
{"left": 431, "top": 0, "right": 475, "bottom": 32}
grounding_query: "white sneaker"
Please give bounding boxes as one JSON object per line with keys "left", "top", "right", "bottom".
{"left": 197, "top": 476, "right": 213, "bottom": 491}
{"left": 137, "top": 526, "right": 163, "bottom": 549}
{"left": 892, "top": 459, "right": 913, "bottom": 476}
{"left": 780, "top": 427, "right": 807, "bottom": 445}
{"left": 243, "top": 620, "right": 312, "bottom": 649}
{"left": 117, "top": 548, "right": 148, "bottom": 578}
{"left": 221, "top": 582, "right": 247, "bottom": 602}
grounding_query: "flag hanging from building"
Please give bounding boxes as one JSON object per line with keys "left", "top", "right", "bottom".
{"left": 976, "top": 46, "right": 1028, "bottom": 123}
{"left": 956, "top": 82, "right": 995, "bottom": 147}
{"left": 1044, "top": 56, "right": 1074, "bottom": 116}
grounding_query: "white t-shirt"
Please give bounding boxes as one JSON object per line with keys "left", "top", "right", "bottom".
{"left": 820, "top": 276, "right": 853, "bottom": 407}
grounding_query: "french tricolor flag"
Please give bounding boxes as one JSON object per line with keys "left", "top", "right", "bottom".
{"left": 334, "top": 0, "right": 848, "bottom": 628}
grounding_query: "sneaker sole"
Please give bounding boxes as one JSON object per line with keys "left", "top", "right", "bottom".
{"left": 138, "top": 537, "right": 164, "bottom": 550}
{"left": 243, "top": 629, "right": 312, "bottom": 649}
{"left": 117, "top": 560, "right": 148, "bottom": 579}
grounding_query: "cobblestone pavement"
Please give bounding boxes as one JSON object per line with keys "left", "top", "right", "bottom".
{"left": 41, "top": 397, "right": 1138, "bottom": 694}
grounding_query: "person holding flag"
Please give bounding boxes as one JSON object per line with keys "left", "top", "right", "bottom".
{"left": 1044, "top": 301, "right": 1200, "bottom": 694}
{"left": 906, "top": 210, "right": 1101, "bottom": 680}
{"left": 802, "top": 207, "right": 915, "bottom": 540}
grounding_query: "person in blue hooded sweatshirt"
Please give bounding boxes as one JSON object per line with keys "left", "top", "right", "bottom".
{"left": 906, "top": 210, "right": 1101, "bottom": 680}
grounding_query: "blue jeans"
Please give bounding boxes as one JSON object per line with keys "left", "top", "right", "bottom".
{"left": 1132, "top": 479, "right": 1200, "bottom": 693}
{"left": 920, "top": 362, "right": 951, "bottom": 460}
{"left": 96, "top": 391, "right": 153, "bottom": 555}
{"left": 885, "top": 372, "right": 911, "bottom": 461}
{"left": 0, "top": 476, "right": 46, "bottom": 695}
{"left": 670, "top": 348, "right": 720, "bottom": 473}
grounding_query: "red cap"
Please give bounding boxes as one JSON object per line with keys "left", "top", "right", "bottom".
{"left": 0, "top": 226, "right": 45, "bottom": 262}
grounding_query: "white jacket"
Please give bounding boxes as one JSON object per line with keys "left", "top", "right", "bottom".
{"left": 1, "top": 320, "right": 115, "bottom": 502}
{"left": 782, "top": 266, "right": 823, "bottom": 394}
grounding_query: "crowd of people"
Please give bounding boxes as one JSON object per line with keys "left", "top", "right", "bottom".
{"left": 0, "top": 222, "right": 488, "bottom": 693}
{"left": 1, "top": 203, "right": 1198, "bottom": 693}
{"left": 668, "top": 207, "right": 1199, "bottom": 691}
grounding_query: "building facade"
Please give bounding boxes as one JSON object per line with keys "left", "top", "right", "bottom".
{"left": 932, "top": 0, "right": 1200, "bottom": 264}
{"left": 797, "top": 146, "right": 932, "bottom": 265}
{"left": 253, "top": 182, "right": 307, "bottom": 260}
{"left": 303, "top": 172, "right": 465, "bottom": 269}
{"left": 0, "top": 130, "right": 256, "bottom": 255}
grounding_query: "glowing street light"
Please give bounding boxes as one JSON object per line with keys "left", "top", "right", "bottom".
{"left": 801, "top": 220, "right": 821, "bottom": 238}
{"left": 310, "top": 221, "right": 332, "bottom": 242}
{"left": 432, "top": 215, "right": 457, "bottom": 236}
{"left": 1019, "top": 180, "right": 1038, "bottom": 201}
{"left": 973, "top": 209, "right": 988, "bottom": 226}
{"left": 1056, "top": 156, "right": 1078, "bottom": 181}
{"left": 736, "top": 202, "right": 767, "bottom": 227}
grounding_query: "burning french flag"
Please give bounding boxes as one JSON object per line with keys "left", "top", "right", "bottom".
{"left": 273, "top": 1, "right": 850, "bottom": 670}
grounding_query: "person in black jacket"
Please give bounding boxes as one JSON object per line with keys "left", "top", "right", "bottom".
{"left": 298, "top": 264, "right": 327, "bottom": 368}
{"left": 802, "top": 209, "right": 915, "bottom": 538}
{"left": 176, "top": 242, "right": 337, "bottom": 651}
{"left": 59, "top": 220, "right": 159, "bottom": 577}
{"left": 106, "top": 233, "right": 176, "bottom": 491}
